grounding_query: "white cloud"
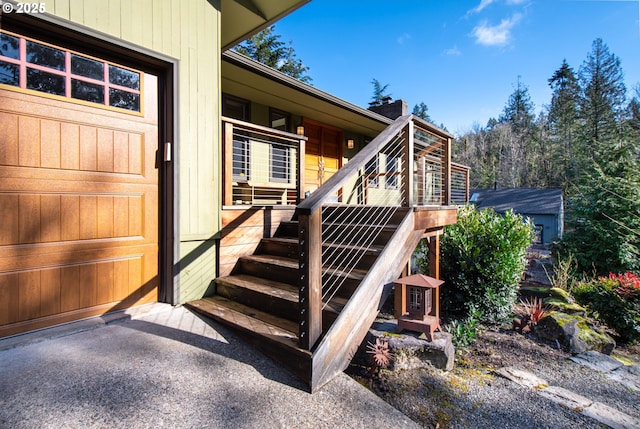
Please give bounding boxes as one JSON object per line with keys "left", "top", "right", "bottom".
{"left": 470, "top": 0, "right": 495, "bottom": 14}
{"left": 397, "top": 33, "right": 411, "bottom": 44}
{"left": 472, "top": 13, "right": 522, "bottom": 47}
{"left": 443, "top": 45, "right": 462, "bottom": 56}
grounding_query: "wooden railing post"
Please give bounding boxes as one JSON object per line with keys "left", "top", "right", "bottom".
{"left": 402, "top": 119, "right": 414, "bottom": 207}
{"left": 298, "top": 209, "right": 322, "bottom": 350}
{"left": 298, "top": 138, "right": 306, "bottom": 203}
{"left": 443, "top": 137, "right": 452, "bottom": 206}
{"left": 223, "top": 121, "right": 234, "bottom": 206}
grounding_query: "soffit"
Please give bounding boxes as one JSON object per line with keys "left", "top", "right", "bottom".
{"left": 221, "top": 0, "right": 310, "bottom": 51}
{"left": 221, "top": 51, "right": 391, "bottom": 136}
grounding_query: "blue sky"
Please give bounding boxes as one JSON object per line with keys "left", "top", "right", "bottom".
{"left": 276, "top": 0, "right": 640, "bottom": 135}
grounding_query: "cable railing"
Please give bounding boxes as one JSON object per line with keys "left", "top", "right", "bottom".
{"left": 296, "top": 115, "right": 454, "bottom": 350}
{"left": 451, "top": 162, "right": 471, "bottom": 205}
{"left": 222, "top": 116, "right": 307, "bottom": 206}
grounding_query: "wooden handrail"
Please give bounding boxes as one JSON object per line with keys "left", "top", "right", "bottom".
{"left": 297, "top": 114, "right": 458, "bottom": 351}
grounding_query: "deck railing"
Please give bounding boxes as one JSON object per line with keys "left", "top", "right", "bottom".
{"left": 451, "top": 162, "right": 471, "bottom": 205}
{"left": 222, "top": 116, "right": 307, "bottom": 206}
{"left": 296, "top": 115, "right": 455, "bottom": 349}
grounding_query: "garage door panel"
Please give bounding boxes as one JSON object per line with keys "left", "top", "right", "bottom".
{"left": 0, "top": 62, "right": 159, "bottom": 337}
{"left": 0, "top": 111, "right": 153, "bottom": 178}
{"left": 0, "top": 191, "right": 149, "bottom": 246}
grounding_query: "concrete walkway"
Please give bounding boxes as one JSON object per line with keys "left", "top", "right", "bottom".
{"left": 0, "top": 304, "right": 419, "bottom": 429}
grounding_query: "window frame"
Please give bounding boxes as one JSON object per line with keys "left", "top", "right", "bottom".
{"left": 0, "top": 29, "right": 143, "bottom": 115}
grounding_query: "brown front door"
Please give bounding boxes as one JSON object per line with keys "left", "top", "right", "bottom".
{"left": 303, "top": 119, "right": 343, "bottom": 196}
{"left": 0, "top": 72, "right": 160, "bottom": 337}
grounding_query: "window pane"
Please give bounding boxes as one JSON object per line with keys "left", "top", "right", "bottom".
{"left": 27, "top": 68, "right": 65, "bottom": 95}
{"left": 72, "top": 79, "right": 104, "bottom": 104}
{"left": 0, "top": 61, "right": 19, "bottom": 86}
{"left": 233, "top": 139, "right": 250, "bottom": 180}
{"left": 26, "top": 41, "right": 65, "bottom": 71}
{"left": 109, "top": 88, "right": 140, "bottom": 111}
{"left": 0, "top": 33, "right": 19, "bottom": 59}
{"left": 271, "top": 144, "right": 289, "bottom": 182}
{"left": 71, "top": 54, "right": 104, "bottom": 81}
{"left": 109, "top": 65, "right": 140, "bottom": 90}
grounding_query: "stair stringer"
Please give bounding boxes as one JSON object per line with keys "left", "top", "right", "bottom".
{"left": 309, "top": 209, "right": 423, "bottom": 392}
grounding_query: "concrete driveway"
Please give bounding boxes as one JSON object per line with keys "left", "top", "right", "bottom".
{"left": 0, "top": 304, "right": 419, "bottom": 429}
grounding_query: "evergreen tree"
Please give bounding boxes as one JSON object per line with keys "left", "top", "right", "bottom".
{"left": 547, "top": 60, "right": 580, "bottom": 184}
{"left": 234, "top": 25, "right": 311, "bottom": 83}
{"left": 369, "top": 79, "right": 391, "bottom": 107}
{"left": 559, "top": 39, "right": 639, "bottom": 275}
{"left": 577, "top": 38, "right": 626, "bottom": 160}
{"left": 412, "top": 102, "right": 432, "bottom": 123}
{"left": 498, "top": 77, "right": 537, "bottom": 186}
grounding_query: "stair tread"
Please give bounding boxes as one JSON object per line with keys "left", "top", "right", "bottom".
{"left": 262, "top": 237, "right": 383, "bottom": 253}
{"left": 186, "top": 296, "right": 309, "bottom": 355}
{"left": 216, "top": 274, "right": 298, "bottom": 302}
{"left": 241, "top": 254, "right": 298, "bottom": 268}
{"left": 217, "top": 273, "right": 348, "bottom": 314}
{"left": 242, "top": 253, "right": 368, "bottom": 280}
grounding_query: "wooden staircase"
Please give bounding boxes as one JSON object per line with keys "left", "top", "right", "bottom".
{"left": 186, "top": 207, "right": 417, "bottom": 390}
{"left": 187, "top": 114, "right": 461, "bottom": 391}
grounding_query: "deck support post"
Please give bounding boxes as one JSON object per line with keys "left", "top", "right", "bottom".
{"left": 428, "top": 233, "right": 441, "bottom": 327}
{"left": 298, "top": 209, "right": 322, "bottom": 350}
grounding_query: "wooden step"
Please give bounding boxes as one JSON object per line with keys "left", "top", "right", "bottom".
{"left": 275, "top": 221, "right": 299, "bottom": 238}
{"left": 236, "top": 254, "right": 366, "bottom": 299}
{"left": 235, "top": 254, "right": 299, "bottom": 285}
{"left": 185, "top": 296, "right": 312, "bottom": 385}
{"left": 215, "top": 274, "right": 299, "bottom": 321}
{"left": 259, "top": 237, "right": 382, "bottom": 270}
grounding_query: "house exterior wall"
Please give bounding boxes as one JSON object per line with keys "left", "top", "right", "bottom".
{"left": 44, "top": 0, "right": 222, "bottom": 303}
{"left": 526, "top": 214, "right": 560, "bottom": 245}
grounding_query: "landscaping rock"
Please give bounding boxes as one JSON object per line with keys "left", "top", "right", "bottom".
{"left": 363, "top": 320, "right": 455, "bottom": 371}
{"left": 535, "top": 312, "right": 616, "bottom": 355}
{"left": 543, "top": 297, "right": 586, "bottom": 315}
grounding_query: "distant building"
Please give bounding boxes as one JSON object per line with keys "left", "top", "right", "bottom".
{"left": 470, "top": 188, "right": 564, "bottom": 245}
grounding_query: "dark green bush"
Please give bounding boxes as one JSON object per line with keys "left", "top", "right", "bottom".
{"left": 572, "top": 272, "right": 640, "bottom": 344}
{"left": 420, "top": 206, "right": 534, "bottom": 324}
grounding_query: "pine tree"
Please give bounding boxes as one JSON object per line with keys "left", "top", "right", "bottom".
{"left": 412, "top": 102, "right": 433, "bottom": 123}
{"left": 234, "top": 25, "right": 311, "bottom": 83}
{"left": 498, "top": 77, "right": 537, "bottom": 186}
{"left": 547, "top": 60, "right": 580, "bottom": 185}
{"left": 559, "top": 39, "right": 639, "bottom": 275}
{"left": 369, "top": 79, "right": 391, "bottom": 107}
{"left": 577, "top": 38, "right": 626, "bottom": 162}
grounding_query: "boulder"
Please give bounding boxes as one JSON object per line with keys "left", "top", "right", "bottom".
{"left": 535, "top": 312, "right": 615, "bottom": 355}
{"left": 360, "top": 320, "right": 455, "bottom": 371}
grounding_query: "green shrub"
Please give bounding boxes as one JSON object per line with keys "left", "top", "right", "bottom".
{"left": 444, "top": 308, "right": 482, "bottom": 348}
{"left": 421, "top": 206, "right": 534, "bottom": 324}
{"left": 572, "top": 272, "right": 640, "bottom": 344}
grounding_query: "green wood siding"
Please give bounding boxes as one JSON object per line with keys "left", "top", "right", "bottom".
{"left": 45, "top": 0, "right": 221, "bottom": 303}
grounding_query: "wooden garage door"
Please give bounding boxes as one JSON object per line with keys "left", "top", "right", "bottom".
{"left": 0, "top": 32, "right": 159, "bottom": 337}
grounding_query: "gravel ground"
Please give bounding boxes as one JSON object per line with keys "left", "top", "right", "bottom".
{"left": 349, "top": 327, "right": 640, "bottom": 428}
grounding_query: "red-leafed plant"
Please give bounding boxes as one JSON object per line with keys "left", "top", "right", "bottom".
{"left": 573, "top": 272, "right": 640, "bottom": 343}
{"left": 513, "top": 297, "right": 552, "bottom": 333}
{"left": 366, "top": 337, "right": 394, "bottom": 375}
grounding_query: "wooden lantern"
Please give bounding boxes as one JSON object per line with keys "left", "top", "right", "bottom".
{"left": 395, "top": 273, "right": 443, "bottom": 341}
